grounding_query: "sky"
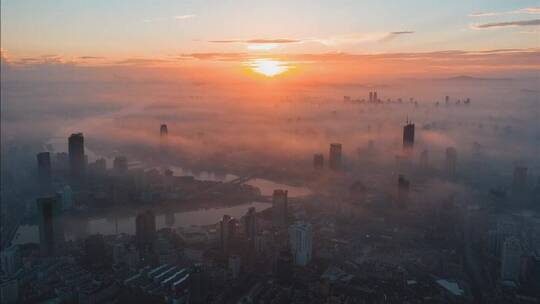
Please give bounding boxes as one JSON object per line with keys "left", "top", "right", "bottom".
{"left": 1, "top": 0, "right": 539, "bottom": 80}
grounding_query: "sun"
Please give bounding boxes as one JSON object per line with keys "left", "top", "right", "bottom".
{"left": 246, "top": 59, "right": 291, "bottom": 77}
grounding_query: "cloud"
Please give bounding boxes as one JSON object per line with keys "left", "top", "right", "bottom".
{"left": 174, "top": 14, "right": 196, "bottom": 20}
{"left": 469, "top": 6, "right": 540, "bottom": 17}
{"left": 209, "top": 38, "right": 301, "bottom": 44}
{"left": 471, "top": 19, "right": 540, "bottom": 29}
{"left": 143, "top": 15, "right": 196, "bottom": 23}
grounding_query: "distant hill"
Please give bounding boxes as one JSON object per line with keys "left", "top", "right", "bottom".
{"left": 444, "top": 75, "right": 513, "bottom": 81}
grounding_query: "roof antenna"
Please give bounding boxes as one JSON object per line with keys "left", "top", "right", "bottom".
{"left": 406, "top": 114, "right": 408, "bottom": 124}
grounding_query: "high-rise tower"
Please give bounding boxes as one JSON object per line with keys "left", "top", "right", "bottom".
{"left": 68, "top": 133, "right": 85, "bottom": 178}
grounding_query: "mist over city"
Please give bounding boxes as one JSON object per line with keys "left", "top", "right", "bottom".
{"left": 1, "top": 1, "right": 539, "bottom": 303}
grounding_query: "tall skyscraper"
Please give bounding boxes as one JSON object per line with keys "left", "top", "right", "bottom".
{"left": 369, "top": 92, "right": 373, "bottom": 103}
{"left": 160, "top": 124, "right": 168, "bottom": 153}
{"left": 220, "top": 215, "right": 237, "bottom": 253}
{"left": 501, "top": 236, "right": 522, "bottom": 282}
{"left": 272, "top": 190, "right": 288, "bottom": 229}
{"left": 329, "top": 143, "right": 342, "bottom": 171}
{"left": 512, "top": 166, "right": 528, "bottom": 191}
{"left": 445, "top": 147, "right": 457, "bottom": 177}
{"left": 68, "top": 133, "right": 85, "bottom": 178}
{"left": 403, "top": 120, "right": 415, "bottom": 150}
{"left": 244, "top": 207, "right": 257, "bottom": 245}
{"left": 36, "top": 196, "right": 64, "bottom": 256}
{"left": 36, "top": 152, "right": 52, "bottom": 183}
{"left": 288, "top": 222, "right": 313, "bottom": 266}
{"left": 313, "top": 153, "right": 324, "bottom": 170}
{"left": 136, "top": 210, "right": 156, "bottom": 251}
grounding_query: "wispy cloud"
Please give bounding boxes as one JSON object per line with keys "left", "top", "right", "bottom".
{"left": 469, "top": 6, "right": 540, "bottom": 17}
{"left": 143, "top": 14, "right": 196, "bottom": 23}
{"left": 471, "top": 19, "right": 540, "bottom": 29}
{"left": 174, "top": 14, "right": 196, "bottom": 20}
{"left": 208, "top": 32, "right": 414, "bottom": 49}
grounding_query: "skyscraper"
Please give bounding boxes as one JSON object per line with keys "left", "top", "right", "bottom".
{"left": 501, "top": 236, "right": 522, "bottom": 282}
{"left": 445, "top": 147, "right": 457, "bottom": 177}
{"left": 329, "top": 143, "right": 342, "bottom": 171}
{"left": 68, "top": 133, "right": 85, "bottom": 178}
{"left": 36, "top": 152, "right": 52, "bottom": 183}
{"left": 136, "top": 210, "right": 156, "bottom": 251}
{"left": 36, "top": 196, "right": 64, "bottom": 256}
{"left": 403, "top": 120, "right": 415, "bottom": 150}
{"left": 288, "top": 222, "right": 313, "bottom": 266}
{"left": 160, "top": 124, "right": 168, "bottom": 153}
{"left": 313, "top": 153, "right": 324, "bottom": 170}
{"left": 244, "top": 207, "right": 257, "bottom": 246}
{"left": 272, "top": 190, "right": 288, "bottom": 229}
{"left": 220, "top": 215, "right": 237, "bottom": 253}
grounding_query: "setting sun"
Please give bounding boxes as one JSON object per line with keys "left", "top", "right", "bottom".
{"left": 246, "top": 59, "right": 291, "bottom": 77}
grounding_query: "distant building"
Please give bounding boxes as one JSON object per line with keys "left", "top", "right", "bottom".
{"left": 313, "top": 153, "right": 324, "bottom": 170}
{"left": 397, "top": 175, "right": 410, "bottom": 206}
{"left": 220, "top": 215, "right": 237, "bottom": 254}
{"left": 244, "top": 207, "right": 257, "bottom": 246}
{"left": 0, "top": 245, "right": 21, "bottom": 275}
{"left": 445, "top": 147, "right": 457, "bottom": 177}
{"left": 94, "top": 158, "right": 107, "bottom": 172}
{"left": 329, "top": 143, "right": 342, "bottom": 171}
{"left": 68, "top": 133, "right": 85, "bottom": 178}
{"left": 272, "top": 190, "right": 288, "bottom": 229}
{"left": 228, "top": 255, "right": 241, "bottom": 279}
{"left": 84, "top": 234, "right": 106, "bottom": 266}
{"left": 113, "top": 156, "right": 128, "bottom": 174}
{"left": 56, "top": 185, "right": 73, "bottom": 210}
{"left": 160, "top": 124, "right": 168, "bottom": 153}
{"left": 288, "top": 222, "right": 313, "bottom": 266}
{"left": 369, "top": 92, "right": 373, "bottom": 102}
{"left": 36, "top": 152, "right": 52, "bottom": 183}
{"left": 445, "top": 95, "right": 450, "bottom": 104}
{"left": 0, "top": 279, "right": 18, "bottom": 304}
{"left": 512, "top": 166, "right": 528, "bottom": 191}
{"left": 135, "top": 210, "right": 156, "bottom": 251}
{"left": 274, "top": 249, "right": 293, "bottom": 284}
{"left": 36, "top": 196, "right": 64, "bottom": 256}
{"left": 403, "top": 120, "right": 415, "bottom": 150}
{"left": 501, "top": 236, "right": 522, "bottom": 282}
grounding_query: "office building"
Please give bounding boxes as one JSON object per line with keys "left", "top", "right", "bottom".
{"left": 289, "top": 222, "right": 313, "bottom": 266}
{"left": 136, "top": 210, "right": 156, "bottom": 251}
{"left": 36, "top": 196, "right": 64, "bottom": 256}
{"left": 329, "top": 143, "right": 342, "bottom": 171}
{"left": 36, "top": 152, "right": 51, "bottom": 183}
{"left": 272, "top": 190, "right": 288, "bottom": 229}
{"left": 445, "top": 147, "right": 457, "bottom": 177}
{"left": 313, "top": 153, "right": 324, "bottom": 170}
{"left": 501, "top": 236, "right": 522, "bottom": 282}
{"left": 68, "top": 133, "right": 85, "bottom": 178}
{"left": 403, "top": 120, "right": 415, "bottom": 150}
